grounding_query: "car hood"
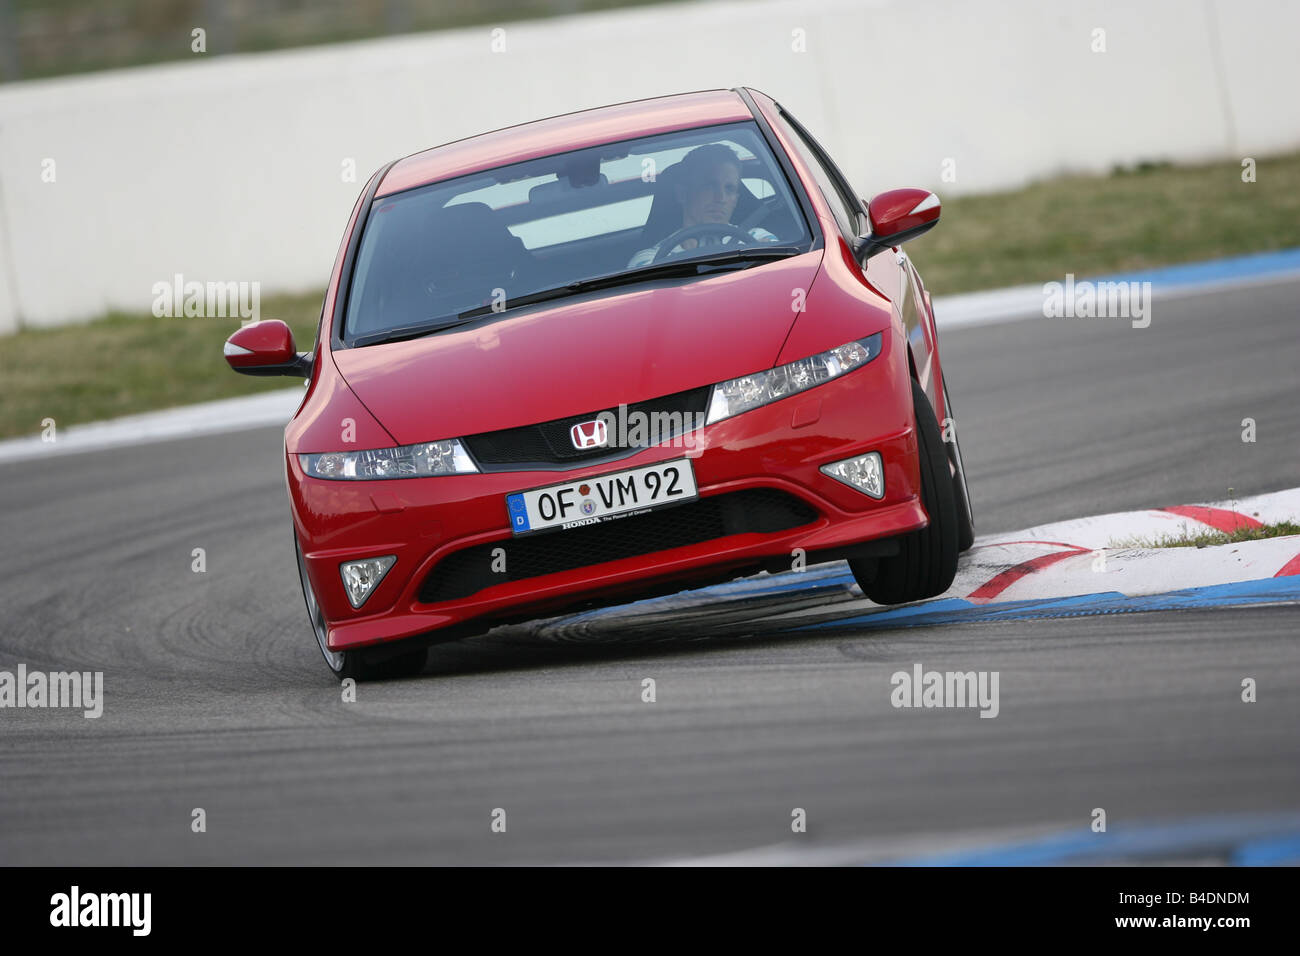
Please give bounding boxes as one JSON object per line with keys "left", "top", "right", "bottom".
{"left": 331, "top": 251, "right": 824, "bottom": 444}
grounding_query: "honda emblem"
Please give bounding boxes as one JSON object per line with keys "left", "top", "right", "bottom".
{"left": 570, "top": 419, "right": 608, "bottom": 450}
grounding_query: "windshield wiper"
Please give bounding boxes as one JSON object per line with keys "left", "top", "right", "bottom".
{"left": 456, "top": 245, "right": 805, "bottom": 320}
{"left": 351, "top": 316, "right": 471, "bottom": 348}
{"left": 351, "top": 245, "right": 805, "bottom": 346}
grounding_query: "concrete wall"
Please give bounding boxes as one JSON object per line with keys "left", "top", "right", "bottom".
{"left": 0, "top": 0, "right": 1296, "bottom": 333}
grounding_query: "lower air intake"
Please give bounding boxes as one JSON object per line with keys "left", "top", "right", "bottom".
{"left": 418, "top": 488, "right": 818, "bottom": 604}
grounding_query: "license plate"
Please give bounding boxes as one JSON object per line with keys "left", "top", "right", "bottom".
{"left": 506, "top": 459, "right": 698, "bottom": 536}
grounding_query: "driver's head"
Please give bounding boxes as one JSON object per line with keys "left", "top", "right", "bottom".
{"left": 675, "top": 144, "right": 742, "bottom": 227}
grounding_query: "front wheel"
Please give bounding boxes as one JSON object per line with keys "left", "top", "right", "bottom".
{"left": 850, "top": 380, "right": 959, "bottom": 604}
{"left": 294, "top": 533, "right": 426, "bottom": 681}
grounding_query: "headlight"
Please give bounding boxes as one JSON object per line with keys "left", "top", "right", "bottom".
{"left": 706, "top": 333, "right": 882, "bottom": 425}
{"left": 299, "top": 439, "right": 478, "bottom": 479}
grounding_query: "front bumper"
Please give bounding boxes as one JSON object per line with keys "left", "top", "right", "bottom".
{"left": 290, "top": 344, "right": 924, "bottom": 652}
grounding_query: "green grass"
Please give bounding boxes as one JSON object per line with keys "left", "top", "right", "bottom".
{"left": 0, "top": 291, "right": 324, "bottom": 440}
{"left": 3, "top": 150, "right": 1300, "bottom": 440}
{"left": 4, "top": 1, "right": 697, "bottom": 83}
{"left": 1109, "top": 521, "right": 1300, "bottom": 550}
{"left": 906, "top": 152, "right": 1300, "bottom": 292}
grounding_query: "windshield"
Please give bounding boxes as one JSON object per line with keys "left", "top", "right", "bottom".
{"left": 342, "top": 121, "right": 813, "bottom": 344}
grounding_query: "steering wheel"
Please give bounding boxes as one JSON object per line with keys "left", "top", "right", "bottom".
{"left": 652, "top": 223, "right": 755, "bottom": 263}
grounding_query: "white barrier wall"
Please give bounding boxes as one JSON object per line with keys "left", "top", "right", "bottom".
{"left": 0, "top": 0, "right": 1297, "bottom": 333}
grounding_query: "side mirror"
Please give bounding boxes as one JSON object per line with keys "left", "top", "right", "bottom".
{"left": 224, "top": 320, "right": 313, "bottom": 377}
{"left": 851, "top": 188, "right": 941, "bottom": 264}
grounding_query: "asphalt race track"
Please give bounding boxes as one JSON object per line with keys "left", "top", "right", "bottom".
{"left": 2, "top": 277, "right": 1298, "bottom": 865}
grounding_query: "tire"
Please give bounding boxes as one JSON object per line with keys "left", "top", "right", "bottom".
{"left": 850, "top": 380, "right": 959, "bottom": 604}
{"left": 943, "top": 381, "right": 976, "bottom": 552}
{"left": 294, "top": 533, "right": 426, "bottom": 682}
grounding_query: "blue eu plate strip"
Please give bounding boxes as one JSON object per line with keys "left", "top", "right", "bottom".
{"left": 506, "top": 493, "right": 530, "bottom": 532}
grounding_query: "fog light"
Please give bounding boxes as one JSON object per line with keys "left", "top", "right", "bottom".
{"left": 820, "top": 452, "right": 884, "bottom": 499}
{"left": 339, "top": 555, "right": 396, "bottom": 608}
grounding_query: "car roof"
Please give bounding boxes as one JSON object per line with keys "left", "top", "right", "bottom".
{"left": 376, "top": 89, "right": 755, "bottom": 197}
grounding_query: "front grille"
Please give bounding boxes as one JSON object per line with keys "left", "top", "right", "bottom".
{"left": 418, "top": 488, "right": 818, "bottom": 604}
{"left": 463, "top": 386, "right": 712, "bottom": 467}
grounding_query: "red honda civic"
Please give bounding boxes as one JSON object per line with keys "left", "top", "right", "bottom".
{"left": 224, "top": 88, "right": 974, "bottom": 680}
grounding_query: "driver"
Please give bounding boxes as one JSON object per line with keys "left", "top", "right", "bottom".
{"left": 628, "top": 143, "right": 779, "bottom": 268}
